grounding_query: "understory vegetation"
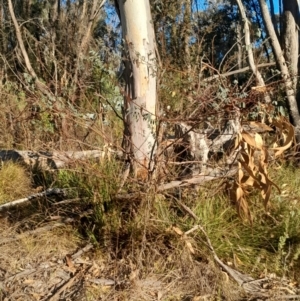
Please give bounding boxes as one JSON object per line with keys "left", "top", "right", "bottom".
{"left": 1, "top": 0, "right": 300, "bottom": 300}
{"left": 1, "top": 156, "right": 300, "bottom": 300}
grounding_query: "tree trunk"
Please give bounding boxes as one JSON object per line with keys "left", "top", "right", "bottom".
{"left": 282, "top": 0, "right": 299, "bottom": 92}
{"left": 72, "top": 0, "right": 105, "bottom": 91}
{"left": 259, "top": 0, "right": 300, "bottom": 141}
{"left": 269, "top": 0, "right": 280, "bottom": 40}
{"left": 183, "top": 0, "right": 191, "bottom": 72}
{"left": 8, "top": 0, "right": 54, "bottom": 101}
{"left": 117, "top": 0, "right": 157, "bottom": 180}
{"left": 236, "top": 0, "right": 271, "bottom": 103}
{"left": 236, "top": 21, "right": 243, "bottom": 70}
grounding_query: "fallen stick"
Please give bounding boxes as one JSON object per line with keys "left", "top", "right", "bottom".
{"left": 157, "top": 168, "right": 237, "bottom": 191}
{"left": 194, "top": 224, "right": 267, "bottom": 294}
{"left": 0, "top": 188, "right": 66, "bottom": 212}
{"left": 47, "top": 268, "right": 84, "bottom": 301}
{"left": 71, "top": 244, "right": 94, "bottom": 260}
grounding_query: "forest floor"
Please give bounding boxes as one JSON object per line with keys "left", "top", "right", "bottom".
{"left": 0, "top": 162, "right": 300, "bottom": 301}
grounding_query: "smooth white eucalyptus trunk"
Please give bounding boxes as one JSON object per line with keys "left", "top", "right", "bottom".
{"left": 118, "top": 0, "right": 157, "bottom": 179}
{"left": 236, "top": 0, "right": 271, "bottom": 103}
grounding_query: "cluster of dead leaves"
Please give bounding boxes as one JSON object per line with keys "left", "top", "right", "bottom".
{"left": 230, "top": 117, "right": 294, "bottom": 222}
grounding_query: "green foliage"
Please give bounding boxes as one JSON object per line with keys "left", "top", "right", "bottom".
{"left": 55, "top": 159, "right": 122, "bottom": 233}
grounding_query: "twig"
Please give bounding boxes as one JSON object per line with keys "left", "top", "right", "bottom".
{"left": 47, "top": 268, "right": 84, "bottom": 301}
{"left": 6, "top": 269, "right": 36, "bottom": 282}
{"left": 51, "top": 198, "right": 84, "bottom": 206}
{"left": 204, "top": 62, "right": 276, "bottom": 82}
{"left": 71, "top": 244, "right": 94, "bottom": 260}
{"left": 195, "top": 223, "right": 266, "bottom": 294}
{"left": 176, "top": 200, "right": 198, "bottom": 220}
{"left": 185, "top": 225, "right": 201, "bottom": 236}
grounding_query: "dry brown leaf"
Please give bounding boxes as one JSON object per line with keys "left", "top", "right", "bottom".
{"left": 172, "top": 226, "right": 183, "bottom": 236}
{"left": 258, "top": 163, "right": 280, "bottom": 192}
{"left": 239, "top": 160, "right": 260, "bottom": 184}
{"left": 238, "top": 162, "right": 243, "bottom": 182}
{"left": 243, "top": 176, "right": 255, "bottom": 186}
{"left": 272, "top": 134, "right": 294, "bottom": 157}
{"left": 237, "top": 196, "right": 252, "bottom": 222}
{"left": 254, "top": 133, "right": 263, "bottom": 150}
{"left": 65, "top": 254, "right": 77, "bottom": 274}
{"left": 271, "top": 118, "right": 294, "bottom": 157}
{"left": 250, "top": 121, "right": 273, "bottom": 131}
{"left": 251, "top": 85, "right": 267, "bottom": 92}
{"left": 241, "top": 132, "right": 256, "bottom": 148}
{"left": 233, "top": 253, "right": 243, "bottom": 267}
{"left": 261, "top": 184, "right": 272, "bottom": 208}
{"left": 236, "top": 186, "right": 244, "bottom": 201}
{"left": 185, "top": 240, "right": 195, "bottom": 254}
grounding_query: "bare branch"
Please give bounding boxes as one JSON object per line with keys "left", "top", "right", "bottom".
{"left": 204, "top": 62, "right": 276, "bottom": 82}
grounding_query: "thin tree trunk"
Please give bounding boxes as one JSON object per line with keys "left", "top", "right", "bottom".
{"left": 236, "top": 0, "right": 271, "bottom": 103}
{"left": 282, "top": 0, "right": 299, "bottom": 92}
{"left": 50, "top": 0, "right": 59, "bottom": 96}
{"left": 270, "top": 0, "right": 280, "bottom": 40}
{"left": 259, "top": 0, "right": 300, "bottom": 140}
{"left": 72, "top": 0, "right": 106, "bottom": 91}
{"left": 8, "top": 0, "right": 54, "bottom": 101}
{"left": 183, "top": 0, "right": 191, "bottom": 72}
{"left": 117, "top": 0, "right": 157, "bottom": 180}
{"left": 236, "top": 21, "right": 243, "bottom": 70}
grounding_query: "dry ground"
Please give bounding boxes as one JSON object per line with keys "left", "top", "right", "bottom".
{"left": 0, "top": 196, "right": 240, "bottom": 301}
{"left": 0, "top": 192, "right": 299, "bottom": 301}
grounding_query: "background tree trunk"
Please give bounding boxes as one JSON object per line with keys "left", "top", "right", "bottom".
{"left": 236, "top": 0, "right": 271, "bottom": 103}
{"left": 117, "top": 0, "right": 157, "bottom": 180}
{"left": 282, "top": 0, "right": 299, "bottom": 93}
{"left": 259, "top": 0, "right": 300, "bottom": 141}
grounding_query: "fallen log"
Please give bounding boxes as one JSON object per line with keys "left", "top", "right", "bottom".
{"left": 172, "top": 117, "right": 241, "bottom": 176}
{"left": 0, "top": 148, "right": 123, "bottom": 170}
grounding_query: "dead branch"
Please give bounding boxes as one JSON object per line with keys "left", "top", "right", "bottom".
{"left": 157, "top": 168, "right": 237, "bottom": 191}
{"left": 71, "top": 244, "right": 94, "bottom": 260}
{"left": 186, "top": 223, "right": 268, "bottom": 295}
{"left": 204, "top": 62, "right": 276, "bottom": 82}
{"left": 172, "top": 116, "right": 241, "bottom": 177}
{"left": 0, "top": 188, "right": 66, "bottom": 212}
